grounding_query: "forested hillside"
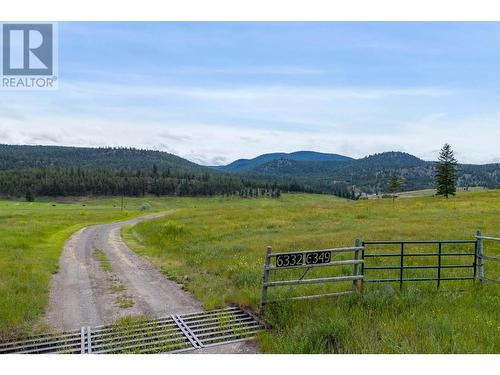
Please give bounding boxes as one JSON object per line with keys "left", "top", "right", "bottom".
{"left": 236, "top": 151, "right": 500, "bottom": 194}
{"left": 1, "top": 145, "right": 498, "bottom": 199}
{"left": 214, "top": 150, "right": 353, "bottom": 173}
{"left": 0, "top": 145, "right": 316, "bottom": 198}
{"left": 0, "top": 144, "right": 204, "bottom": 173}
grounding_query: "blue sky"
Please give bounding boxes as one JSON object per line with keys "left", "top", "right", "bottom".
{"left": 2, "top": 22, "right": 500, "bottom": 164}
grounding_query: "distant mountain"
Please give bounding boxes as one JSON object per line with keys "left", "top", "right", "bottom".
{"left": 1, "top": 145, "right": 498, "bottom": 197}
{"left": 228, "top": 151, "right": 500, "bottom": 194}
{"left": 0, "top": 144, "right": 206, "bottom": 174}
{"left": 214, "top": 151, "right": 353, "bottom": 173}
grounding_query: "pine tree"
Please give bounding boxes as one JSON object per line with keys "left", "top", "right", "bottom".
{"left": 388, "top": 170, "right": 403, "bottom": 201}
{"left": 25, "top": 188, "right": 34, "bottom": 202}
{"left": 435, "top": 143, "right": 458, "bottom": 198}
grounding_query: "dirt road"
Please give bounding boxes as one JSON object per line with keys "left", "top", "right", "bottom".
{"left": 46, "top": 212, "right": 258, "bottom": 353}
{"left": 47, "top": 213, "right": 202, "bottom": 331}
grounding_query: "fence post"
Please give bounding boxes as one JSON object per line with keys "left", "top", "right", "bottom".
{"left": 259, "top": 246, "right": 272, "bottom": 315}
{"left": 476, "top": 230, "right": 484, "bottom": 283}
{"left": 80, "top": 326, "right": 86, "bottom": 354}
{"left": 353, "top": 239, "right": 361, "bottom": 291}
{"left": 86, "top": 326, "right": 92, "bottom": 354}
{"left": 399, "top": 242, "right": 404, "bottom": 290}
{"left": 360, "top": 241, "right": 365, "bottom": 292}
{"left": 437, "top": 242, "right": 442, "bottom": 289}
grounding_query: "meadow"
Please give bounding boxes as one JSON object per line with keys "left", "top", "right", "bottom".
{"left": 0, "top": 192, "right": 498, "bottom": 352}
{"left": 0, "top": 197, "right": 170, "bottom": 340}
{"left": 122, "top": 191, "right": 500, "bottom": 353}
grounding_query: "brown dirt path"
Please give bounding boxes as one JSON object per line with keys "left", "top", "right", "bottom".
{"left": 46, "top": 212, "right": 259, "bottom": 353}
{"left": 46, "top": 213, "right": 202, "bottom": 331}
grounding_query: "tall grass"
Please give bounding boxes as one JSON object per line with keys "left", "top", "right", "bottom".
{"left": 0, "top": 192, "right": 498, "bottom": 352}
{"left": 0, "top": 197, "right": 164, "bottom": 340}
{"left": 123, "top": 191, "right": 500, "bottom": 353}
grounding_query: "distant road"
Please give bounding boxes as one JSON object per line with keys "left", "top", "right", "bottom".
{"left": 46, "top": 213, "right": 202, "bottom": 331}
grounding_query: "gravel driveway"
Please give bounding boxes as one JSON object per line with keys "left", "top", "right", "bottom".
{"left": 46, "top": 212, "right": 258, "bottom": 353}
{"left": 46, "top": 213, "right": 202, "bottom": 331}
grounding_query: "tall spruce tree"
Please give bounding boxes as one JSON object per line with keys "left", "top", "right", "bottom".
{"left": 435, "top": 143, "right": 458, "bottom": 198}
{"left": 25, "top": 188, "right": 34, "bottom": 202}
{"left": 388, "top": 170, "right": 403, "bottom": 201}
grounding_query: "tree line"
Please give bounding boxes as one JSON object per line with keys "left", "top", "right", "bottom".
{"left": 0, "top": 166, "right": 270, "bottom": 199}
{"left": 386, "top": 143, "right": 459, "bottom": 199}
{"left": 0, "top": 145, "right": 463, "bottom": 201}
{"left": 0, "top": 164, "right": 367, "bottom": 201}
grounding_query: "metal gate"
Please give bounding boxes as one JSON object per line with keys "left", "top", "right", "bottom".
{"left": 0, "top": 307, "right": 264, "bottom": 354}
{"left": 260, "top": 231, "right": 499, "bottom": 308}
{"left": 259, "top": 243, "right": 364, "bottom": 313}
{"left": 362, "top": 239, "right": 477, "bottom": 289}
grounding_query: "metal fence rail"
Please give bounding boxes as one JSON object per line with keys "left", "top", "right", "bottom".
{"left": 362, "top": 240, "right": 477, "bottom": 289}
{"left": 260, "top": 231, "right": 499, "bottom": 308}
{"left": 259, "top": 242, "right": 363, "bottom": 313}
{"left": 0, "top": 307, "right": 264, "bottom": 354}
{"left": 0, "top": 328, "right": 84, "bottom": 354}
{"left": 476, "top": 231, "right": 500, "bottom": 284}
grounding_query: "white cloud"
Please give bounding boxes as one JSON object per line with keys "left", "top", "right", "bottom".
{"left": 2, "top": 80, "right": 497, "bottom": 165}
{"left": 62, "top": 82, "right": 456, "bottom": 101}
{"left": 2, "top": 109, "right": 499, "bottom": 165}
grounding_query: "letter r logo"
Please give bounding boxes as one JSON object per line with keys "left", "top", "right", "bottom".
{"left": 2, "top": 24, "right": 53, "bottom": 76}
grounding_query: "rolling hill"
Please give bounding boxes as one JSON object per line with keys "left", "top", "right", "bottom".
{"left": 0, "top": 145, "right": 269, "bottom": 198}
{"left": 218, "top": 151, "right": 500, "bottom": 194}
{"left": 214, "top": 151, "right": 353, "bottom": 173}
{"left": 0, "top": 144, "right": 205, "bottom": 174}
{"left": 0, "top": 145, "right": 499, "bottom": 197}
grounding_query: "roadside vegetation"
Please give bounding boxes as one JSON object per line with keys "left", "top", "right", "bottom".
{"left": 0, "top": 197, "right": 162, "bottom": 341}
{"left": 93, "top": 248, "right": 134, "bottom": 309}
{"left": 116, "top": 294, "right": 135, "bottom": 309}
{"left": 104, "top": 315, "right": 186, "bottom": 353}
{"left": 94, "top": 249, "right": 113, "bottom": 272}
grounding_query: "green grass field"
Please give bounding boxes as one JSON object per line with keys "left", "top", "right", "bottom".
{"left": 0, "top": 192, "right": 498, "bottom": 352}
{"left": 121, "top": 191, "right": 500, "bottom": 353}
{"left": 0, "top": 197, "right": 172, "bottom": 340}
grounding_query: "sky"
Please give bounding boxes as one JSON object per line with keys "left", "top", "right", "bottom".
{"left": 2, "top": 22, "right": 500, "bottom": 165}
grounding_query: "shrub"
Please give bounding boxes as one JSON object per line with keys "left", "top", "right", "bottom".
{"left": 140, "top": 202, "right": 151, "bottom": 211}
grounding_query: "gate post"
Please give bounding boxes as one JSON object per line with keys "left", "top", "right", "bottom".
{"left": 86, "top": 326, "right": 92, "bottom": 353}
{"left": 353, "top": 239, "right": 361, "bottom": 291}
{"left": 476, "top": 230, "right": 484, "bottom": 283}
{"left": 437, "top": 242, "right": 442, "bottom": 289}
{"left": 80, "top": 327, "right": 86, "bottom": 354}
{"left": 399, "top": 243, "right": 404, "bottom": 290}
{"left": 360, "top": 241, "right": 365, "bottom": 292}
{"left": 259, "top": 246, "right": 272, "bottom": 315}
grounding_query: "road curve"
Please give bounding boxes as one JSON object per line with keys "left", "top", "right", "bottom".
{"left": 47, "top": 213, "right": 202, "bottom": 331}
